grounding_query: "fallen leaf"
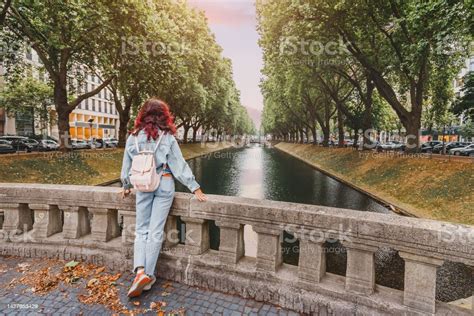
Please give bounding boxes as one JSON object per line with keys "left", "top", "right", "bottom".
{"left": 65, "top": 261, "right": 80, "bottom": 268}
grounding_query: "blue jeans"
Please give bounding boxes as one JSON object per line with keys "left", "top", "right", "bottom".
{"left": 133, "top": 176, "right": 175, "bottom": 276}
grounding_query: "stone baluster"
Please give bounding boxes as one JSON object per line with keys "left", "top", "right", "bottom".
{"left": 30, "top": 204, "right": 62, "bottom": 239}
{"left": 163, "top": 215, "right": 179, "bottom": 249}
{"left": 120, "top": 210, "right": 136, "bottom": 245}
{"left": 181, "top": 216, "right": 209, "bottom": 255}
{"left": 344, "top": 242, "right": 378, "bottom": 295}
{"left": 61, "top": 206, "right": 90, "bottom": 239}
{"left": 215, "top": 220, "right": 245, "bottom": 264}
{"left": 298, "top": 236, "right": 326, "bottom": 283}
{"left": 1, "top": 203, "right": 33, "bottom": 236}
{"left": 253, "top": 226, "right": 282, "bottom": 272}
{"left": 399, "top": 252, "right": 443, "bottom": 314}
{"left": 89, "top": 208, "right": 120, "bottom": 242}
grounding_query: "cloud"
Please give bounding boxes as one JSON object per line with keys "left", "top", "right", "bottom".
{"left": 188, "top": 0, "right": 255, "bottom": 27}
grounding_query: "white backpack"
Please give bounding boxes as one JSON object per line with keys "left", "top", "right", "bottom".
{"left": 129, "top": 132, "right": 165, "bottom": 192}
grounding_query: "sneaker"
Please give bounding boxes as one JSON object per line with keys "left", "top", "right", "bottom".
{"left": 143, "top": 275, "right": 156, "bottom": 291}
{"left": 127, "top": 271, "right": 153, "bottom": 298}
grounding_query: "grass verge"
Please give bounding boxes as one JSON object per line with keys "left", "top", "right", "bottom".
{"left": 0, "top": 142, "right": 231, "bottom": 186}
{"left": 275, "top": 142, "right": 474, "bottom": 225}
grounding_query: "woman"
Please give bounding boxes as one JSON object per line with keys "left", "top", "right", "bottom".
{"left": 120, "top": 98, "right": 207, "bottom": 298}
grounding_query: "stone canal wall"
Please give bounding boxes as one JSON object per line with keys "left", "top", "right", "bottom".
{"left": 0, "top": 183, "right": 472, "bottom": 315}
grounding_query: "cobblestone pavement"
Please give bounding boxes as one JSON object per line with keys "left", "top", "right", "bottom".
{"left": 0, "top": 256, "right": 299, "bottom": 315}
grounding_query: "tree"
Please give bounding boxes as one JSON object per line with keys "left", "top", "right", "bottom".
{"left": 460, "top": 120, "right": 474, "bottom": 139}
{"left": 453, "top": 71, "right": 474, "bottom": 122}
{"left": 305, "top": 0, "right": 471, "bottom": 151}
{"left": 3, "top": 0, "right": 117, "bottom": 149}
{"left": 0, "top": 76, "right": 53, "bottom": 135}
{"left": 0, "top": 0, "right": 11, "bottom": 26}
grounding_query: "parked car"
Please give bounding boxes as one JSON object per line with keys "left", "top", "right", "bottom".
{"left": 71, "top": 139, "right": 90, "bottom": 150}
{"left": 420, "top": 141, "right": 442, "bottom": 153}
{"left": 103, "top": 138, "right": 118, "bottom": 148}
{"left": 377, "top": 141, "right": 405, "bottom": 151}
{"left": 449, "top": 144, "right": 474, "bottom": 156}
{"left": 87, "top": 138, "right": 104, "bottom": 149}
{"left": 345, "top": 139, "right": 354, "bottom": 147}
{"left": 432, "top": 142, "right": 469, "bottom": 154}
{"left": 0, "top": 136, "right": 39, "bottom": 152}
{"left": 0, "top": 140, "right": 16, "bottom": 154}
{"left": 38, "top": 139, "right": 60, "bottom": 151}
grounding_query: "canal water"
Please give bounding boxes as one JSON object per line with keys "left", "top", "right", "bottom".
{"left": 174, "top": 144, "right": 472, "bottom": 302}
{"left": 177, "top": 144, "right": 388, "bottom": 212}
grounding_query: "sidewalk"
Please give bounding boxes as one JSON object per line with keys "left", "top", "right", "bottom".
{"left": 0, "top": 256, "right": 297, "bottom": 315}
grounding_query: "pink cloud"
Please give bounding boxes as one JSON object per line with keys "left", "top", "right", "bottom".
{"left": 188, "top": 0, "right": 255, "bottom": 26}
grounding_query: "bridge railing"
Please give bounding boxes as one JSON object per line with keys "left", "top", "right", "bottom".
{"left": 0, "top": 183, "right": 472, "bottom": 315}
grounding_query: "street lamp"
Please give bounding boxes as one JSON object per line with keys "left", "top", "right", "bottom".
{"left": 88, "top": 118, "right": 94, "bottom": 142}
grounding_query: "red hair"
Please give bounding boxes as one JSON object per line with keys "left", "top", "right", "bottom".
{"left": 132, "top": 98, "right": 176, "bottom": 140}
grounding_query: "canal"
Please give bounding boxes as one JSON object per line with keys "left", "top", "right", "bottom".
{"left": 176, "top": 144, "right": 387, "bottom": 263}
{"left": 177, "top": 144, "right": 388, "bottom": 212}
{"left": 173, "top": 144, "right": 472, "bottom": 302}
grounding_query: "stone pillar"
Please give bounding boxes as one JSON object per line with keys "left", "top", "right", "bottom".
{"left": 215, "top": 220, "right": 245, "bottom": 264}
{"left": 344, "top": 243, "right": 377, "bottom": 295}
{"left": 61, "top": 206, "right": 90, "bottom": 239}
{"left": 399, "top": 252, "right": 443, "bottom": 314}
{"left": 120, "top": 210, "right": 136, "bottom": 245}
{"left": 30, "top": 204, "right": 62, "bottom": 239}
{"left": 298, "top": 238, "right": 326, "bottom": 283}
{"left": 181, "top": 217, "right": 209, "bottom": 255}
{"left": 89, "top": 208, "right": 120, "bottom": 242}
{"left": 163, "top": 215, "right": 179, "bottom": 249}
{"left": 1, "top": 203, "right": 33, "bottom": 235}
{"left": 253, "top": 226, "right": 282, "bottom": 272}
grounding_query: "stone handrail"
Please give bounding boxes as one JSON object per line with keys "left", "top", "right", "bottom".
{"left": 0, "top": 183, "right": 472, "bottom": 315}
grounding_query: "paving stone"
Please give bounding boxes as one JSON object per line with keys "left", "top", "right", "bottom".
{"left": 0, "top": 256, "right": 297, "bottom": 315}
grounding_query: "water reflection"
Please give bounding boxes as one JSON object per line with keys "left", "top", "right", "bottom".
{"left": 177, "top": 144, "right": 388, "bottom": 257}
{"left": 181, "top": 144, "right": 387, "bottom": 212}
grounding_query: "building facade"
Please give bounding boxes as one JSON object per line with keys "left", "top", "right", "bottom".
{"left": 0, "top": 49, "right": 119, "bottom": 140}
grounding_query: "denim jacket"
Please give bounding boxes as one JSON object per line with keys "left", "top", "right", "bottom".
{"left": 120, "top": 130, "right": 200, "bottom": 192}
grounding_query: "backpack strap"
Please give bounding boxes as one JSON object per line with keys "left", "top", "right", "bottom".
{"left": 134, "top": 136, "right": 140, "bottom": 153}
{"left": 134, "top": 131, "right": 166, "bottom": 153}
{"left": 153, "top": 131, "right": 165, "bottom": 153}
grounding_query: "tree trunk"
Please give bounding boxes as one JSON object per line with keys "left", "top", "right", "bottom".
{"left": 299, "top": 129, "right": 304, "bottom": 143}
{"left": 311, "top": 126, "right": 318, "bottom": 145}
{"left": 362, "top": 79, "right": 374, "bottom": 149}
{"left": 192, "top": 126, "right": 200, "bottom": 143}
{"left": 118, "top": 110, "right": 130, "bottom": 148}
{"left": 404, "top": 117, "right": 421, "bottom": 153}
{"left": 55, "top": 84, "right": 72, "bottom": 151}
{"left": 183, "top": 125, "right": 190, "bottom": 144}
{"left": 322, "top": 126, "right": 330, "bottom": 147}
{"left": 337, "top": 107, "right": 344, "bottom": 148}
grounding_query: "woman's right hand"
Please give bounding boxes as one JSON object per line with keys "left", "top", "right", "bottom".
{"left": 193, "top": 188, "right": 208, "bottom": 202}
{"left": 121, "top": 188, "right": 131, "bottom": 199}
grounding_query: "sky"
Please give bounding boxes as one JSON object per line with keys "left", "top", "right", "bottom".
{"left": 188, "top": 0, "right": 263, "bottom": 127}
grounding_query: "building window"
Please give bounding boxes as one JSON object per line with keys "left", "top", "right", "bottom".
{"left": 98, "top": 101, "right": 102, "bottom": 112}
{"left": 92, "top": 99, "right": 96, "bottom": 112}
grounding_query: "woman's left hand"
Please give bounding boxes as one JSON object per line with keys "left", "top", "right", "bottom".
{"left": 193, "top": 188, "right": 208, "bottom": 202}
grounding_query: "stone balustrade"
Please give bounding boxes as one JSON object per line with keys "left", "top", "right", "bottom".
{"left": 0, "top": 183, "right": 472, "bottom": 315}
